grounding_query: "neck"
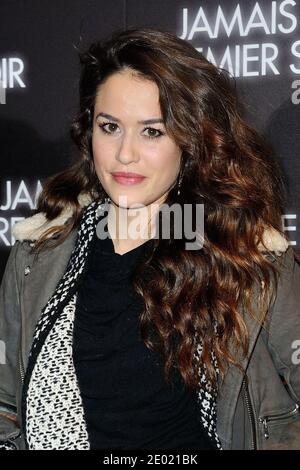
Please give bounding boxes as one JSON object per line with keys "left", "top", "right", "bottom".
{"left": 107, "top": 201, "right": 159, "bottom": 254}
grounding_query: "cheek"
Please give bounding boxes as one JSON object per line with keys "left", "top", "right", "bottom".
{"left": 150, "top": 145, "right": 181, "bottom": 178}
{"left": 92, "top": 132, "right": 100, "bottom": 161}
{"left": 92, "top": 134, "right": 112, "bottom": 167}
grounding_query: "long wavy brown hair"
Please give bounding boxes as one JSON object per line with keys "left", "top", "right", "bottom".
{"left": 31, "top": 26, "right": 299, "bottom": 391}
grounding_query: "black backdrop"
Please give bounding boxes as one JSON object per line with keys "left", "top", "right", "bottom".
{"left": 1, "top": 0, "right": 300, "bottom": 280}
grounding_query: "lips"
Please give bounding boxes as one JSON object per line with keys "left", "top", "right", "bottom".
{"left": 111, "top": 172, "right": 145, "bottom": 178}
{"left": 111, "top": 172, "right": 146, "bottom": 186}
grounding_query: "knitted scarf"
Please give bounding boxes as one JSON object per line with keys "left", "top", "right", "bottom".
{"left": 21, "top": 199, "right": 222, "bottom": 450}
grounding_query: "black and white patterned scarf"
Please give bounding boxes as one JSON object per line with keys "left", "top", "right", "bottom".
{"left": 21, "top": 198, "right": 222, "bottom": 450}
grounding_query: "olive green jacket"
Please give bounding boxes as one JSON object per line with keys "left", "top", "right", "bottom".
{"left": 1, "top": 194, "right": 300, "bottom": 449}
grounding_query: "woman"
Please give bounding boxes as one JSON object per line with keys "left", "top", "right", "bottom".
{"left": 0, "top": 26, "right": 300, "bottom": 450}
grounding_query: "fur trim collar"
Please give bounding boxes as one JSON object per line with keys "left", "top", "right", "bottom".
{"left": 12, "top": 192, "right": 289, "bottom": 255}
{"left": 12, "top": 192, "right": 93, "bottom": 243}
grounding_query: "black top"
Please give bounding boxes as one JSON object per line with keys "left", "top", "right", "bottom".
{"left": 73, "top": 223, "right": 215, "bottom": 450}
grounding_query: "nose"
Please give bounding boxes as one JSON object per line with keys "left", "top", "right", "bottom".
{"left": 115, "top": 131, "right": 140, "bottom": 165}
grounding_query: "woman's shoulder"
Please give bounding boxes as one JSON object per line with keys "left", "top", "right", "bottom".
{"left": 11, "top": 191, "right": 93, "bottom": 244}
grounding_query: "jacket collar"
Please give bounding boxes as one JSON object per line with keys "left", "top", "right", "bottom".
{"left": 12, "top": 191, "right": 289, "bottom": 256}
{"left": 12, "top": 192, "right": 94, "bottom": 243}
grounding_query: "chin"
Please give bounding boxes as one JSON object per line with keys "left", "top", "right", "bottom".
{"left": 110, "top": 194, "right": 147, "bottom": 210}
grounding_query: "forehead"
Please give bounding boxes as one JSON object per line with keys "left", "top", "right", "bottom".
{"left": 94, "top": 70, "right": 161, "bottom": 115}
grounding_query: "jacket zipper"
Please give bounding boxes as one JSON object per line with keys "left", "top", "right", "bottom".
{"left": 259, "top": 404, "right": 300, "bottom": 439}
{"left": 0, "top": 349, "right": 23, "bottom": 448}
{"left": 0, "top": 430, "right": 22, "bottom": 449}
{"left": 242, "top": 375, "right": 257, "bottom": 450}
{"left": 18, "top": 347, "right": 25, "bottom": 383}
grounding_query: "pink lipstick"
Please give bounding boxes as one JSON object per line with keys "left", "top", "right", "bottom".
{"left": 111, "top": 172, "right": 146, "bottom": 186}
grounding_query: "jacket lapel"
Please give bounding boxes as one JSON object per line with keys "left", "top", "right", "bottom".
{"left": 216, "top": 278, "right": 268, "bottom": 448}
{"left": 21, "top": 200, "right": 107, "bottom": 447}
{"left": 21, "top": 229, "right": 78, "bottom": 368}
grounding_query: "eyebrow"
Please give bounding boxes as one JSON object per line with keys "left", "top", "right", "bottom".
{"left": 95, "top": 112, "right": 164, "bottom": 125}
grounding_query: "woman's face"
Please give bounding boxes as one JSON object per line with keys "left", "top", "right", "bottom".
{"left": 92, "top": 68, "right": 182, "bottom": 209}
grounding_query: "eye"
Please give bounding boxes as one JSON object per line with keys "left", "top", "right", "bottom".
{"left": 143, "top": 127, "right": 165, "bottom": 139}
{"left": 98, "top": 122, "right": 119, "bottom": 134}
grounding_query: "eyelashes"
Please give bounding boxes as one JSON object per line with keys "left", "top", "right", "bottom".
{"left": 98, "top": 122, "right": 165, "bottom": 140}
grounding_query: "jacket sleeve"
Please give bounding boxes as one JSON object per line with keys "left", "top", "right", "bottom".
{"left": 0, "top": 241, "right": 23, "bottom": 448}
{"left": 267, "top": 245, "right": 300, "bottom": 404}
